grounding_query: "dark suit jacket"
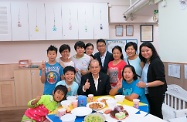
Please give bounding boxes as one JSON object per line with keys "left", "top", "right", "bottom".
{"left": 94, "top": 51, "right": 113, "bottom": 73}
{"left": 78, "top": 72, "right": 111, "bottom": 96}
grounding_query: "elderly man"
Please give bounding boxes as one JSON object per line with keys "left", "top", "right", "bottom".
{"left": 78, "top": 59, "right": 111, "bottom": 96}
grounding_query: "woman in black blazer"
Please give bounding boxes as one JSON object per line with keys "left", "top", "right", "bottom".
{"left": 137, "top": 42, "right": 167, "bottom": 119}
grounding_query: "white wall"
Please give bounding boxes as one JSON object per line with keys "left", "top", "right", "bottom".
{"left": 159, "top": 0, "right": 187, "bottom": 63}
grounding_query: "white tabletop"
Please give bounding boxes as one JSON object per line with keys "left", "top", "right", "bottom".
{"left": 98, "top": 105, "right": 167, "bottom": 122}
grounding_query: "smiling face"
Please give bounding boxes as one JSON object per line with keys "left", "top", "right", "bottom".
{"left": 125, "top": 45, "right": 136, "bottom": 58}
{"left": 97, "top": 42, "right": 106, "bottom": 55}
{"left": 123, "top": 67, "right": 134, "bottom": 83}
{"left": 47, "top": 50, "right": 57, "bottom": 62}
{"left": 89, "top": 60, "right": 100, "bottom": 76}
{"left": 112, "top": 48, "right": 122, "bottom": 60}
{"left": 64, "top": 71, "right": 75, "bottom": 83}
{"left": 53, "top": 89, "right": 65, "bottom": 102}
{"left": 85, "top": 45, "right": 94, "bottom": 56}
{"left": 76, "top": 46, "right": 85, "bottom": 57}
{"left": 61, "top": 49, "right": 70, "bottom": 60}
{"left": 140, "top": 46, "right": 153, "bottom": 61}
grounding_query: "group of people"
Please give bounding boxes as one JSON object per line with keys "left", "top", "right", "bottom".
{"left": 21, "top": 39, "right": 167, "bottom": 121}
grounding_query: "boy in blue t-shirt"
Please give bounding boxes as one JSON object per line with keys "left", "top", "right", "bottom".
{"left": 40, "top": 45, "right": 64, "bottom": 95}
{"left": 56, "top": 66, "right": 78, "bottom": 96}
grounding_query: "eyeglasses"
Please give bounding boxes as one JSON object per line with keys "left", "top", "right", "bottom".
{"left": 97, "top": 45, "right": 105, "bottom": 48}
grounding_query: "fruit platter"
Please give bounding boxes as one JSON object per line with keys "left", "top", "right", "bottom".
{"left": 104, "top": 105, "right": 129, "bottom": 120}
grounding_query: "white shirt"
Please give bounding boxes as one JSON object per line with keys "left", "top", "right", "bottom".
{"left": 92, "top": 75, "right": 99, "bottom": 91}
{"left": 100, "top": 51, "right": 107, "bottom": 67}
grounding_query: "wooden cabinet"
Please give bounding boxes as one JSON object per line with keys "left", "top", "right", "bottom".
{"left": 0, "top": 81, "right": 16, "bottom": 107}
{"left": 14, "top": 69, "right": 43, "bottom": 106}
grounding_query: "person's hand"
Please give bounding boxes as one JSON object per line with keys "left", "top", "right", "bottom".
{"left": 35, "top": 95, "right": 41, "bottom": 102}
{"left": 116, "top": 78, "right": 122, "bottom": 89}
{"left": 80, "top": 70, "right": 87, "bottom": 75}
{"left": 83, "top": 79, "right": 90, "bottom": 90}
{"left": 41, "top": 61, "right": 46, "bottom": 71}
{"left": 137, "top": 81, "right": 146, "bottom": 88}
{"left": 75, "top": 68, "right": 79, "bottom": 73}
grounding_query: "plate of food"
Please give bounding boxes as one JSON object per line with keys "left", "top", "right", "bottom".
{"left": 97, "top": 96, "right": 114, "bottom": 105}
{"left": 86, "top": 102, "right": 105, "bottom": 111}
{"left": 71, "top": 107, "right": 92, "bottom": 117}
{"left": 84, "top": 113, "right": 106, "bottom": 122}
{"left": 110, "top": 105, "right": 129, "bottom": 120}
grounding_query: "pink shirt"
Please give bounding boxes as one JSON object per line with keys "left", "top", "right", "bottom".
{"left": 108, "top": 60, "right": 126, "bottom": 87}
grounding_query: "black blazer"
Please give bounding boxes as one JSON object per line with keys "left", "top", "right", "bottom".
{"left": 94, "top": 51, "right": 113, "bottom": 73}
{"left": 78, "top": 72, "right": 111, "bottom": 96}
{"left": 147, "top": 58, "right": 167, "bottom": 96}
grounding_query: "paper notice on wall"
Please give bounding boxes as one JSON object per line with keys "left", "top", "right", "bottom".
{"left": 168, "top": 64, "right": 180, "bottom": 78}
{"left": 184, "top": 65, "right": 187, "bottom": 79}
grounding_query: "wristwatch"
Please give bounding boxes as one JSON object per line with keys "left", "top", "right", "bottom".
{"left": 145, "top": 83, "right": 148, "bottom": 87}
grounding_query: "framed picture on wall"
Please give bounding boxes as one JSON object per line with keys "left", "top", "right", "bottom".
{"left": 126, "top": 25, "right": 134, "bottom": 36}
{"left": 140, "top": 25, "right": 153, "bottom": 42}
{"left": 115, "top": 25, "right": 123, "bottom": 36}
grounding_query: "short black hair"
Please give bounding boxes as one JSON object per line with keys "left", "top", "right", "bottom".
{"left": 74, "top": 41, "right": 85, "bottom": 50}
{"left": 122, "top": 65, "right": 138, "bottom": 81}
{"left": 54, "top": 85, "right": 68, "bottom": 101}
{"left": 96, "top": 39, "right": 106, "bottom": 45}
{"left": 125, "top": 42, "right": 137, "bottom": 52}
{"left": 63, "top": 66, "right": 76, "bottom": 74}
{"left": 85, "top": 43, "right": 94, "bottom": 49}
{"left": 59, "top": 44, "right": 71, "bottom": 53}
{"left": 47, "top": 45, "right": 57, "bottom": 54}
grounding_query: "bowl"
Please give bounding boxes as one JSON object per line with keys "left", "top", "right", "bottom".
{"left": 106, "top": 99, "right": 117, "bottom": 109}
{"left": 61, "top": 100, "right": 71, "bottom": 108}
{"left": 114, "top": 95, "right": 125, "bottom": 103}
{"left": 67, "top": 96, "right": 77, "bottom": 102}
{"left": 60, "top": 113, "right": 76, "bottom": 122}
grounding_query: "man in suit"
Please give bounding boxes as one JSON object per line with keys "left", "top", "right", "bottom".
{"left": 78, "top": 59, "right": 111, "bottom": 96}
{"left": 94, "top": 39, "right": 113, "bottom": 74}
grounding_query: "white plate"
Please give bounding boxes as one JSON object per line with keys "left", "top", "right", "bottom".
{"left": 97, "top": 96, "right": 114, "bottom": 102}
{"left": 87, "top": 102, "right": 105, "bottom": 111}
{"left": 71, "top": 107, "right": 92, "bottom": 117}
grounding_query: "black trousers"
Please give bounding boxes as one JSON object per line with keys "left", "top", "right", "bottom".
{"left": 146, "top": 94, "right": 165, "bottom": 119}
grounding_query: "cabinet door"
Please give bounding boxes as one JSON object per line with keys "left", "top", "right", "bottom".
{"left": 31, "top": 69, "right": 43, "bottom": 98}
{"left": 93, "top": 3, "right": 109, "bottom": 39}
{"left": 14, "top": 70, "right": 32, "bottom": 106}
{"left": 0, "top": 81, "right": 16, "bottom": 107}
{"left": 0, "top": 2, "right": 11, "bottom": 41}
{"left": 11, "top": 2, "right": 29, "bottom": 41}
{"left": 62, "top": 3, "right": 78, "bottom": 39}
{"left": 78, "top": 3, "right": 94, "bottom": 39}
{"left": 28, "top": 2, "right": 46, "bottom": 40}
{"left": 45, "top": 2, "right": 63, "bottom": 40}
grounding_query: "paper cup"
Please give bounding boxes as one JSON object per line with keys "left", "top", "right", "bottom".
{"left": 133, "top": 99, "right": 140, "bottom": 109}
{"left": 57, "top": 108, "right": 66, "bottom": 117}
{"left": 88, "top": 94, "right": 94, "bottom": 102}
{"left": 72, "top": 100, "right": 78, "bottom": 108}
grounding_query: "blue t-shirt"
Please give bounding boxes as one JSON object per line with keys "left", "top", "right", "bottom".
{"left": 118, "top": 79, "right": 148, "bottom": 105}
{"left": 40, "top": 62, "right": 63, "bottom": 95}
{"left": 56, "top": 80, "right": 78, "bottom": 96}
